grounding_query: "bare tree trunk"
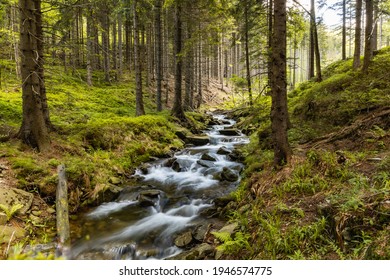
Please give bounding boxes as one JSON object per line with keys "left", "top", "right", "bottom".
{"left": 270, "top": 0, "right": 291, "bottom": 167}
{"left": 18, "top": 0, "right": 50, "bottom": 152}
{"left": 342, "top": 0, "right": 347, "bottom": 60}
{"left": 86, "top": 9, "right": 93, "bottom": 86}
{"left": 308, "top": 0, "right": 315, "bottom": 79}
{"left": 244, "top": 0, "right": 253, "bottom": 106}
{"left": 155, "top": 0, "right": 163, "bottom": 111}
{"left": 171, "top": 2, "right": 186, "bottom": 120}
{"left": 353, "top": 0, "right": 362, "bottom": 69}
{"left": 36, "top": 0, "right": 51, "bottom": 127}
{"left": 363, "top": 0, "right": 373, "bottom": 74}
{"left": 134, "top": 0, "right": 145, "bottom": 116}
{"left": 118, "top": 13, "right": 123, "bottom": 79}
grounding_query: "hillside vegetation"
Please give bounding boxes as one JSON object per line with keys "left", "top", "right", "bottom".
{"left": 219, "top": 48, "right": 390, "bottom": 260}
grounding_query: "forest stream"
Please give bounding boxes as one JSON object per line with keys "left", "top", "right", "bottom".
{"left": 69, "top": 113, "right": 249, "bottom": 260}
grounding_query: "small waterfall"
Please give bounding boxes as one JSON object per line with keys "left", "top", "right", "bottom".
{"left": 70, "top": 113, "right": 249, "bottom": 259}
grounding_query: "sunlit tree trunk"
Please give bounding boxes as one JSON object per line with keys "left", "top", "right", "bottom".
{"left": 134, "top": 0, "right": 145, "bottom": 116}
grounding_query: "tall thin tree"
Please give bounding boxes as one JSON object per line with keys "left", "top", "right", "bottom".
{"left": 270, "top": 0, "right": 291, "bottom": 167}
{"left": 134, "top": 0, "right": 145, "bottom": 116}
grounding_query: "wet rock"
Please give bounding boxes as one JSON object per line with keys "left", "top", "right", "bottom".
{"left": 219, "top": 129, "right": 240, "bottom": 136}
{"left": 94, "top": 184, "right": 123, "bottom": 204}
{"left": 174, "top": 231, "right": 193, "bottom": 248}
{"left": 220, "top": 167, "right": 239, "bottom": 182}
{"left": 208, "top": 119, "right": 222, "bottom": 126}
{"left": 186, "top": 135, "right": 210, "bottom": 146}
{"left": 0, "top": 225, "right": 26, "bottom": 244}
{"left": 193, "top": 224, "right": 211, "bottom": 242}
{"left": 170, "top": 243, "right": 215, "bottom": 260}
{"left": 196, "top": 243, "right": 215, "bottom": 259}
{"left": 0, "top": 213, "right": 7, "bottom": 225}
{"left": 213, "top": 195, "right": 235, "bottom": 207}
{"left": 139, "top": 163, "right": 152, "bottom": 175}
{"left": 201, "top": 153, "right": 217, "bottom": 162}
{"left": 172, "top": 160, "right": 182, "bottom": 172}
{"left": 228, "top": 149, "right": 245, "bottom": 162}
{"left": 217, "top": 146, "right": 231, "bottom": 155}
{"left": 137, "top": 190, "right": 161, "bottom": 207}
{"left": 197, "top": 160, "right": 215, "bottom": 168}
{"left": 0, "top": 188, "right": 33, "bottom": 215}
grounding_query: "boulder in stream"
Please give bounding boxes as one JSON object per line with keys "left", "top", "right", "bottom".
{"left": 185, "top": 135, "right": 210, "bottom": 146}
{"left": 219, "top": 128, "right": 240, "bottom": 136}
{"left": 137, "top": 190, "right": 161, "bottom": 207}
{"left": 217, "top": 146, "right": 231, "bottom": 155}
{"left": 174, "top": 231, "right": 193, "bottom": 248}
{"left": 197, "top": 160, "right": 215, "bottom": 168}
{"left": 201, "top": 153, "right": 217, "bottom": 162}
{"left": 220, "top": 167, "right": 239, "bottom": 182}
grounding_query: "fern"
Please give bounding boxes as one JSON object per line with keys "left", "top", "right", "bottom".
{"left": 212, "top": 231, "right": 232, "bottom": 243}
{"left": 212, "top": 231, "right": 252, "bottom": 255}
{"left": 0, "top": 203, "right": 24, "bottom": 221}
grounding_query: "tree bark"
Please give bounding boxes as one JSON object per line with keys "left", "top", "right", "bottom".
{"left": 56, "top": 164, "right": 70, "bottom": 257}
{"left": 363, "top": 0, "right": 373, "bottom": 74}
{"left": 353, "top": 0, "right": 362, "bottom": 69}
{"left": 244, "top": 0, "right": 253, "bottom": 106}
{"left": 308, "top": 0, "right": 315, "bottom": 79}
{"left": 342, "top": 0, "right": 347, "bottom": 60}
{"left": 134, "top": 0, "right": 145, "bottom": 116}
{"left": 270, "top": 0, "right": 291, "bottom": 167}
{"left": 155, "top": 0, "right": 163, "bottom": 111}
{"left": 171, "top": 2, "right": 186, "bottom": 121}
{"left": 18, "top": 0, "right": 50, "bottom": 152}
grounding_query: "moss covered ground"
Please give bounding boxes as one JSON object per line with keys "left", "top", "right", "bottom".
{"left": 219, "top": 49, "right": 390, "bottom": 260}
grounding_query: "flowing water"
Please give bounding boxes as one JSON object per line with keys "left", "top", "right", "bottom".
{"left": 70, "top": 114, "right": 249, "bottom": 260}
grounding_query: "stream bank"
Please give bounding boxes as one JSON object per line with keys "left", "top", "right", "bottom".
{"left": 69, "top": 113, "right": 249, "bottom": 260}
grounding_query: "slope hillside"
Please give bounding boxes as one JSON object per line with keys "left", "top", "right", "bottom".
{"left": 219, "top": 48, "right": 390, "bottom": 260}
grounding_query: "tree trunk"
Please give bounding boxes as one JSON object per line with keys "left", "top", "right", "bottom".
{"left": 171, "top": 2, "right": 186, "bottom": 121}
{"left": 134, "top": 0, "right": 145, "bottom": 116}
{"left": 36, "top": 0, "right": 51, "bottom": 128}
{"left": 155, "top": 0, "right": 163, "bottom": 111}
{"left": 353, "top": 0, "right": 362, "bottom": 69}
{"left": 308, "top": 0, "right": 315, "bottom": 79}
{"left": 270, "top": 0, "right": 291, "bottom": 167}
{"left": 267, "top": 0, "right": 273, "bottom": 86}
{"left": 244, "top": 1, "right": 253, "bottom": 106}
{"left": 118, "top": 14, "right": 123, "bottom": 79}
{"left": 342, "top": 0, "right": 347, "bottom": 60}
{"left": 101, "top": 4, "right": 110, "bottom": 82}
{"left": 184, "top": 26, "right": 193, "bottom": 111}
{"left": 86, "top": 9, "right": 93, "bottom": 86}
{"left": 363, "top": 0, "right": 373, "bottom": 74}
{"left": 18, "top": 0, "right": 50, "bottom": 152}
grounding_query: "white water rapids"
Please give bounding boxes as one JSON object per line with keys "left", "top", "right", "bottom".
{"left": 70, "top": 114, "right": 249, "bottom": 260}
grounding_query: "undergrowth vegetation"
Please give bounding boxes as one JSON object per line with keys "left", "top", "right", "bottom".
{"left": 220, "top": 48, "right": 390, "bottom": 260}
{"left": 0, "top": 65, "right": 185, "bottom": 212}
